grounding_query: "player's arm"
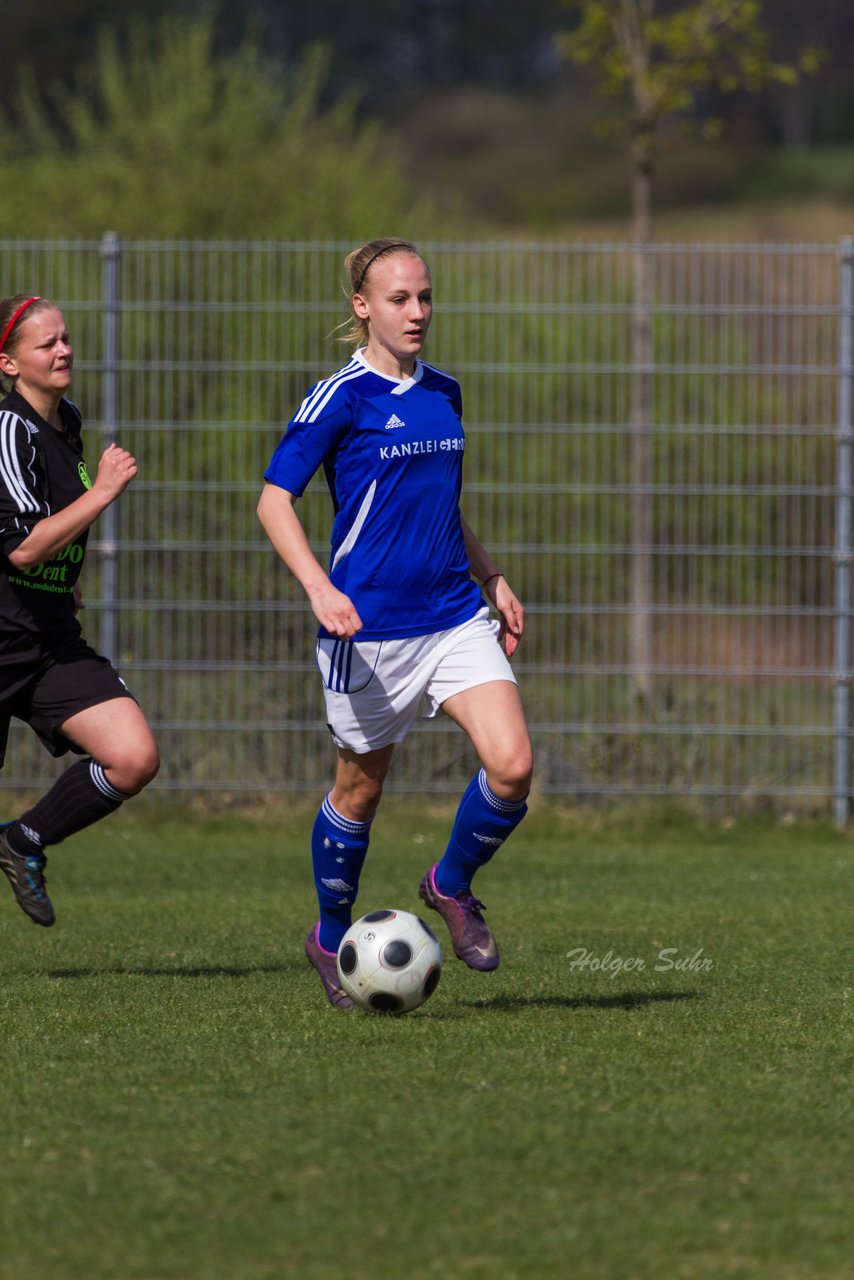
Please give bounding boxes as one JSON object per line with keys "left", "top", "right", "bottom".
{"left": 5, "top": 442, "right": 138, "bottom": 571}
{"left": 257, "top": 482, "right": 363, "bottom": 639}
{"left": 460, "top": 513, "right": 524, "bottom": 657}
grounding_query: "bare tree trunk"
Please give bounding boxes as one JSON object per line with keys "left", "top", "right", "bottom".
{"left": 630, "top": 147, "right": 653, "bottom": 708}
{"left": 774, "top": 84, "right": 813, "bottom": 148}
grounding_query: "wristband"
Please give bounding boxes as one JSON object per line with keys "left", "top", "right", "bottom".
{"left": 482, "top": 573, "right": 503, "bottom": 587}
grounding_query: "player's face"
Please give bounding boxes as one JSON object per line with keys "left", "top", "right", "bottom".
{"left": 355, "top": 254, "right": 433, "bottom": 376}
{"left": 1, "top": 307, "right": 74, "bottom": 404}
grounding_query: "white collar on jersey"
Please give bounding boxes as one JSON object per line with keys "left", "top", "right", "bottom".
{"left": 354, "top": 347, "right": 424, "bottom": 395}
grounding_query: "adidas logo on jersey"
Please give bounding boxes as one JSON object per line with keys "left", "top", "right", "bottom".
{"left": 384, "top": 413, "right": 406, "bottom": 430}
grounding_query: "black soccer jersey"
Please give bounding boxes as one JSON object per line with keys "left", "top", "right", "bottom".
{"left": 0, "top": 388, "right": 91, "bottom": 651}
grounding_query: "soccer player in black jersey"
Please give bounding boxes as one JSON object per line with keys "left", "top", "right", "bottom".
{"left": 0, "top": 295, "right": 159, "bottom": 927}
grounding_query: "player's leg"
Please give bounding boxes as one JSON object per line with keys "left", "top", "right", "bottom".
{"left": 439, "top": 677, "right": 533, "bottom": 889}
{"left": 312, "top": 744, "right": 394, "bottom": 952}
{"left": 9, "top": 696, "right": 159, "bottom": 858}
{"left": 419, "top": 679, "right": 532, "bottom": 969}
{"left": 60, "top": 696, "right": 160, "bottom": 795}
{"left": 306, "top": 632, "right": 429, "bottom": 1004}
{"left": 415, "top": 608, "right": 533, "bottom": 969}
{"left": 1, "top": 656, "right": 158, "bottom": 927}
{"left": 305, "top": 744, "right": 395, "bottom": 1008}
{"left": 310, "top": 631, "right": 426, "bottom": 951}
{"left": 0, "top": 693, "right": 58, "bottom": 926}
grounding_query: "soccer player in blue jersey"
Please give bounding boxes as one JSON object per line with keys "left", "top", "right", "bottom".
{"left": 0, "top": 295, "right": 159, "bottom": 927}
{"left": 258, "top": 239, "right": 533, "bottom": 1008}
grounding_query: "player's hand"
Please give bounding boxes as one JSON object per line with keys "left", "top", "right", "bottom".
{"left": 307, "top": 582, "right": 363, "bottom": 639}
{"left": 72, "top": 582, "right": 85, "bottom": 615}
{"left": 485, "top": 575, "right": 524, "bottom": 657}
{"left": 93, "top": 443, "right": 138, "bottom": 501}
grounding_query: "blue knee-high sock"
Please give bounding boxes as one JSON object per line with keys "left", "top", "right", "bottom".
{"left": 434, "top": 768, "right": 528, "bottom": 898}
{"left": 312, "top": 794, "right": 372, "bottom": 953}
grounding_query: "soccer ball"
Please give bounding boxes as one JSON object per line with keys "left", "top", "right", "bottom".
{"left": 337, "top": 909, "right": 442, "bottom": 1014}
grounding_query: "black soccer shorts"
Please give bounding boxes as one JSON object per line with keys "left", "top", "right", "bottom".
{"left": 0, "top": 635, "right": 136, "bottom": 767}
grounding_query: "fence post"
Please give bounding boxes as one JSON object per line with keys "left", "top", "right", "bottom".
{"left": 834, "top": 237, "right": 854, "bottom": 826}
{"left": 99, "top": 232, "right": 120, "bottom": 663}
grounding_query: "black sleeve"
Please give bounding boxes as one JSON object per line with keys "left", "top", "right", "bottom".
{"left": 0, "top": 410, "right": 48, "bottom": 555}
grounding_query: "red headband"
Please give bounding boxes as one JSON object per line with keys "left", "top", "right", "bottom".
{"left": 0, "top": 296, "right": 42, "bottom": 355}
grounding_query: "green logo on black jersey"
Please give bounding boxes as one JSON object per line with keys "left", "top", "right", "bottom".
{"left": 78, "top": 461, "right": 92, "bottom": 489}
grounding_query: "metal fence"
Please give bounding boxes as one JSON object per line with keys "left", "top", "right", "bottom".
{"left": 1, "top": 237, "right": 852, "bottom": 818}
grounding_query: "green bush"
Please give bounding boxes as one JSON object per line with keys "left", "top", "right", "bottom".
{"left": 0, "top": 14, "right": 422, "bottom": 239}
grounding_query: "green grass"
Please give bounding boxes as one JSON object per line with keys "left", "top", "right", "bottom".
{"left": 1, "top": 803, "right": 851, "bottom": 1280}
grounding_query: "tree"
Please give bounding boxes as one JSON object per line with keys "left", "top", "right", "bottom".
{"left": 0, "top": 1, "right": 198, "bottom": 119}
{"left": 753, "top": 0, "right": 843, "bottom": 145}
{"left": 0, "top": 12, "right": 419, "bottom": 239}
{"left": 557, "top": 1, "right": 810, "bottom": 706}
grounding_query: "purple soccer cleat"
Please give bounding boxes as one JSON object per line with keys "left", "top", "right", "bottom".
{"left": 304, "top": 923, "right": 354, "bottom": 1010}
{"left": 418, "top": 864, "right": 499, "bottom": 971}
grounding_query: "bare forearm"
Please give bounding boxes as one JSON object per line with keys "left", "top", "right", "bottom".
{"left": 460, "top": 514, "right": 502, "bottom": 584}
{"left": 257, "top": 483, "right": 363, "bottom": 639}
{"left": 8, "top": 441, "right": 137, "bottom": 571}
{"left": 256, "top": 483, "right": 330, "bottom": 595}
{"left": 460, "top": 513, "right": 524, "bottom": 655}
{"left": 8, "top": 487, "right": 112, "bottom": 570}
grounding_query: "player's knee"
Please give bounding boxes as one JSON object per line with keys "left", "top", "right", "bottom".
{"left": 349, "top": 786, "right": 384, "bottom": 824}
{"left": 135, "top": 742, "right": 161, "bottom": 790}
{"left": 109, "top": 740, "right": 160, "bottom": 795}
{"left": 333, "top": 775, "right": 384, "bottom": 824}
{"left": 509, "top": 760, "right": 534, "bottom": 801}
{"left": 492, "top": 744, "right": 533, "bottom": 801}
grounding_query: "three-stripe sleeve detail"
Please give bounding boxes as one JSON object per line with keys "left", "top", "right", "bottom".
{"left": 0, "top": 412, "right": 42, "bottom": 517}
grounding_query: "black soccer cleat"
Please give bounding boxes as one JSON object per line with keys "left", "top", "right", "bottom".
{"left": 0, "top": 826, "right": 55, "bottom": 927}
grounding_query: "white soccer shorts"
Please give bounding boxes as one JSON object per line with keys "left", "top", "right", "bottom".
{"left": 315, "top": 606, "right": 517, "bottom": 753}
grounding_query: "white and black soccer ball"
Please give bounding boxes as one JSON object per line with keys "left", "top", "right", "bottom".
{"left": 337, "top": 909, "right": 442, "bottom": 1014}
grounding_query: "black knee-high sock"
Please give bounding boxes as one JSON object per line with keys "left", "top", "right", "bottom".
{"left": 7, "top": 758, "right": 129, "bottom": 855}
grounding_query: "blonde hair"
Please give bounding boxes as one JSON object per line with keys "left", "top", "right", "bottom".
{"left": 339, "top": 238, "right": 424, "bottom": 347}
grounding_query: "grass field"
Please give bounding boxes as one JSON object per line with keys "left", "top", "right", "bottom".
{"left": 0, "top": 802, "right": 851, "bottom": 1280}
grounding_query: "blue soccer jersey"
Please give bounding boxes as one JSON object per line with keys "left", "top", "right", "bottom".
{"left": 264, "top": 349, "right": 484, "bottom": 640}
